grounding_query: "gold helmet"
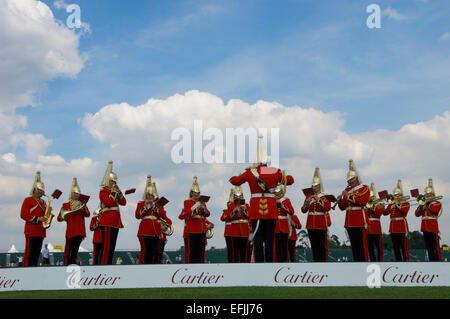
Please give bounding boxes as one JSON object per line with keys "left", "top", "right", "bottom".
{"left": 142, "top": 175, "right": 152, "bottom": 200}
{"left": 30, "top": 171, "right": 45, "bottom": 195}
{"left": 369, "top": 182, "right": 377, "bottom": 200}
{"left": 346, "top": 159, "right": 360, "bottom": 183}
{"left": 254, "top": 134, "right": 269, "bottom": 166}
{"left": 228, "top": 188, "right": 234, "bottom": 203}
{"left": 312, "top": 167, "right": 324, "bottom": 193}
{"left": 424, "top": 178, "right": 435, "bottom": 195}
{"left": 70, "top": 177, "right": 81, "bottom": 198}
{"left": 189, "top": 176, "right": 200, "bottom": 196}
{"left": 100, "top": 160, "right": 117, "bottom": 188}
{"left": 393, "top": 179, "right": 403, "bottom": 196}
{"left": 150, "top": 182, "right": 158, "bottom": 198}
{"left": 233, "top": 185, "right": 244, "bottom": 200}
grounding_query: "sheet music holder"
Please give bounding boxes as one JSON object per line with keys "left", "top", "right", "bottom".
{"left": 302, "top": 188, "right": 314, "bottom": 197}
{"left": 378, "top": 190, "right": 388, "bottom": 200}
{"left": 155, "top": 197, "right": 169, "bottom": 207}
{"left": 124, "top": 188, "right": 136, "bottom": 195}
{"left": 325, "top": 195, "right": 337, "bottom": 202}
{"left": 199, "top": 195, "right": 210, "bottom": 203}
{"left": 410, "top": 188, "right": 419, "bottom": 198}
{"left": 51, "top": 189, "right": 62, "bottom": 199}
{"left": 234, "top": 198, "right": 245, "bottom": 206}
{"left": 77, "top": 194, "right": 90, "bottom": 204}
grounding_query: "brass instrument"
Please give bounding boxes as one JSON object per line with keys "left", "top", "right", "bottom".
{"left": 60, "top": 201, "right": 86, "bottom": 220}
{"left": 93, "top": 203, "right": 104, "bottom": 229}
{"left": 42, "top": 195, "right": 54, "bottom": 229}
{"left": 160, "top": 218, "right": 174, "bottom": 236}
{"left": 206, "top": 224, "right": 214, "bottom": 239}
{"left": 366, "top": 198, "right": 383, "bottom": 209}
{"left": 411, "top": 195, "right": 444, "bottom": 207}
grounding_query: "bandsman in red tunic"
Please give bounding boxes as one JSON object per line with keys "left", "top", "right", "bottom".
{"left": 365, "top": 183, "right": 384, "bottom": 262}
{"left": 20, "top": 171, "right": 52, "bottom": 267}
{"left": 179, "top": 176, "right": 211, "bottom": 263}
{"left": 57, "top": 178, "right": 90, "bottom": 265}
{"left": 229, "top": 135, "right": 294, "bottom": 263}
{"left": 383, "top": 179, "right": 410, "bottom": 262}
{"left": 337, "top": 160, "right": 370, "bottom": 262}
{"left": 274, "top": 183, "right": 295, "bottom": 262}
{"left": 228, "top": 186, "right": 251, "bottom": 263}
{"left": 89, "top": 213, "right": 103, "bottom": 265}
{"left": 220, "top": 189, "right": 234, "bottom": 262}
{"left": 98, "top": 160, "right": 127, "bottom": 265}
{"left": 136, "top": 176, "right": 164, "bottom": 264}
{"left": 301, "top": 167, "right": 332, "bottom": 262}
{"left": 415, "top": 178, "right": 443, "bottom": 262}
{"left": 288, "top": 214, "right": 301, "bottom": 262}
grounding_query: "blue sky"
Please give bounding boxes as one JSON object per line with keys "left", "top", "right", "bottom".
{"left": 14, "top": 0, "right": 450, "bottom": 161}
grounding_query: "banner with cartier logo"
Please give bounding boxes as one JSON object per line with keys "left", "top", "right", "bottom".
{"left": 0, "top": 262, "right": 448, "bottom": 291}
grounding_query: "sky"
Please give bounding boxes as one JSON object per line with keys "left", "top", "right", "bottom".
{"left": 1, "top": 0, "right": 449, "bottom": 253}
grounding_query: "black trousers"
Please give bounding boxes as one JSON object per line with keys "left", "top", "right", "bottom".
{"left": 225, "top": 236, "right": 233, "bottom": 262}
{"left": 251, "top": 219, "right": 276, "bottom": 263}
{"left": 93, "top": 242, "right": 103, "bottom": 265}
{"left": 423, "top": 232, "right": 441, "bottom": 262}
{"left": 63, "top": 235, "right": 83, "bottom": 265}
{"left": 138, "top": 235, "right": 160, "bottom": 264}
{"left": 275, "top": 233, "right": 289, "bottom": 262}
{"left": 391, "top": 233, "right": 410, "bottom": 262}
{"left": 100, "top": 226, "right": 119, "bottom": 265}
{"left": 184, "top": 233, "right": 206, "bottom": 263}
{"left": 246, "top": 241, "right": 252, "bottom": 262}
{"left": 347, "top": 227, "right": 368, "bottom": 262}
{"left": 288, "top": 240, "right": 296, "bottom": 262}
{"left": 231, "top": 236, "right": 248, "bottom": 263}
{"left": 367, "top": 233, "right": 383, "bottom": 262}
{"left": 159, "top": 239, "right": 166, "bottom": 263}
{"left": 23, "top": 236, "right": 44, "bottom": 267}
{"left": 308, "top": 229, "right": 328, "bottom": 262}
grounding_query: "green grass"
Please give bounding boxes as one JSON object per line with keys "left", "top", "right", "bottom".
{"left": 0, "top": 286, "right": 449, "bottom": 299}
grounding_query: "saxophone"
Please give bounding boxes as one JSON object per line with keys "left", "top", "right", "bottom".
{"left": 42, "top": 195, "right": 54, "bottom": 229}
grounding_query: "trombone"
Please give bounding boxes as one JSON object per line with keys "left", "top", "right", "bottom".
{"left": 410, "top": 194, "right": 443, "bottom": 207}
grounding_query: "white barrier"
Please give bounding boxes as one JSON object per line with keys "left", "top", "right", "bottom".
{"left": 0, "top": 262, "right": 449, "bottom": 291}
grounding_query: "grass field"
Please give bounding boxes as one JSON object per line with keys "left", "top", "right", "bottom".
{"left": 0, "top": 286, "right": 449, "bottom": 299}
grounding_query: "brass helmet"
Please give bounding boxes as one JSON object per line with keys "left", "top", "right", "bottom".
{"left": 254, "top": 134, "right": 269, "bottom": 166}
{"left": 150, "top": 182, "right": 158, "bottom": 198}
{"left": 393, "top": 179, "right": 404, "bottom": 196}
{"left": 70, "top": 177, "right": 81, "bottom": 199}
{"left": 369, "top": 182, "right": 377, "bottom": 200}
{"left": 189, "top": 176, "right": 200, "bottom": 197}
{"left": 312, "top": 167, "right": 324, "bottom": 193}
{"left": 424, "top": 178, "right": 435, "bottom": 195}
{"left": 142, "top": 175, "right": 152, "bottom": 200}
{"left": 228, "top": 188, "right": 234, "bottom": 203}
{"left": 100, "top": 160, "right": 117, "bottom": 188}
{"left": 30, "top": 171, "right": 45, "bottom": 195}
{"left": 233, "top": 185, "right": 244, "bottom": 200}
{"left": 346, "top": 159, "right": 360, "bottom": 183}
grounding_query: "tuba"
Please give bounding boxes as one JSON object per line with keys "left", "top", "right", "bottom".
{"left": 42, "top": 195, "right": 54, "bottom": 229}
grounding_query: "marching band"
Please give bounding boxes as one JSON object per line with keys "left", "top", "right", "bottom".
{"left": 19, "top": 150, "right": 445, "bottom": 266}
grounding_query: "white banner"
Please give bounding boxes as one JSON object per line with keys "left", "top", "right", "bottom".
{"left": 0, "top": 262, "right": 449, "bottom": 291}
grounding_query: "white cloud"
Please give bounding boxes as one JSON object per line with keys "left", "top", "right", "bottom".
{"left": 440, "top": 32, "right": 450, "bottom": 41}
{"left": 382, "top": 7, "right": 407, "bottom": 21}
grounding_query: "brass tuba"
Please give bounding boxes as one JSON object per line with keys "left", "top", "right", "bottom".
{"left": 42, "top": 195, "right": 54, "bottom": 229}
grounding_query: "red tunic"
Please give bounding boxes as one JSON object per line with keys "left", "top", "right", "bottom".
{"left": 289, "top": 214, "right": 302, "bottom": 241}
{"left": 57, "top": 201, "right": 90, "bottom": 238}
{"left": 20, "top": 196, "right": 47, "bottom": 238}
{"left": 89, "top": 216, "right": 102, "bottom": 243}
{"left": 367, "top": 203, "right": 384, "bottom": 234}
{"left": 179, "top": 199, "right": 210, "bottom": 234}
{"left": 229, "top": 165, "right": 294, "bottom": 220}
{"left": 301, "top": 193, "right": 332, "bottom": 230}
{"left": 338, "top": 184, "right": 370, "bottom": 228}
{"left": 135, "top": 201, "right": 163, "bottom": 237}
{"left": 99, "top": 187, "right": 126, "bottom": 228}
{"left": 221, "top": 205, "right": 233, "bottom": 237}
{"left": 228, "top": 202, "right": 251, "bottom": 237}
{"left": 415, "top": 201, "right": 441, "bottom": 233}
{"left": 384, "top": 202, "right": 410, "bottom": 233}
{"left": 275, "top": 198, "right": 294, "bottom": 234}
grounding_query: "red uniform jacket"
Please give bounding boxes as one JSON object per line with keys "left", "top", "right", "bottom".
{"left": 338, "top": 184, "right": 370, "bottom": 228}
{"left": 228, "top": 202, "right": 251, "bottom": 237}
{"left": 384, "top": 202, "right": 410, "bottom": 233}
{"left": 20, "top": 196, "right": 47, "bottom": 238}
{"left": 57, "top": 201, "right": 90, "bottom": 239}
{"left": 179, "top": 199, "right": 210, "bottom": 234}
{"left": 415, "top": 201, "right": 441, "bottom": 233}
{"left": 275, "top": 198, "right": 295, "bottom": 234}
{"left": 366, "top": 203, "right": 384, "bottom": 234}
{"left": 135, "top": 201, "right": 166, "bottom": 237}
{"left": 229, "top": 165, "right": 294, "bottom": 220}
{"left": 89, "top": 216, "right": 102, "bottom": 243}
{"left": 301, "top": 193, "right": 332, "bottom": 230}
{"left": 221, "top": 204, "right": 233, "bottom": 237}
{"left": 99, "top": 187, "right": 126, "bottom": 228}
{"left": 289, "top": 214, "right": 301, "bottom": 241}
